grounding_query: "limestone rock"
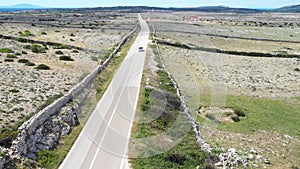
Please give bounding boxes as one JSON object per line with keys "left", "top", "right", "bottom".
{"left": 61, "top": 125, "right": 71, "bottom": 136}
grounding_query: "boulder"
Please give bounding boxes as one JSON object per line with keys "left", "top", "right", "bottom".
{"left": 60, "top": 104, "right": 80, "bottom": 126}
{"left": 61, "top": 124, "right": 71, "bottom": 136}
{"left": 26, "top": 153, "right": 37, "bottom": 161}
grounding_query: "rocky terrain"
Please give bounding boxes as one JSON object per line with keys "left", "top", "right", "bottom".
{"left": 160, "top": 46, "right": 300, "bottom": 100}
{"left": 210, "top": 129, "right": 300, "bottom": 168}
{"left": 0, "top": 10, "right": 138, "bottom": 130}
{"left": 0, "top": 38, "right": 99, "bottom": 129}
{"left": 0, "top": 22, "right": 133, "bottom": 51}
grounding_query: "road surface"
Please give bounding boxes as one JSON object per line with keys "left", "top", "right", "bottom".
{"left": 59, "top": 14, "right": 149, "bottom": 169}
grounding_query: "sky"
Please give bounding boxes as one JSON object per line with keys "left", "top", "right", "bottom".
{"left": 0, "top": 0, "right": 299, "bottom": 9}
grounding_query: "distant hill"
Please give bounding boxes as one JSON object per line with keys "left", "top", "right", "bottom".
{"left": 275, "top": 4, "right": 300, "bottom": 12}
{"left": 172, "top": 6, "right": 261, "bottom": 13}
{"left": 0, "top": 4, "right": 299, "bottom": 13}
{"left": 90, "top": 6, "right": 261, "bottom": 13}
{"left": 0, "top": 4, "right": 44, "bottom": 9}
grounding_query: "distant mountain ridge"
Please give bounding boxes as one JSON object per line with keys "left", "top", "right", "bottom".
{"left": 276, "top": 4, "right": 300, "bottom": 12}
{"left": 0, "top": 3, "right": 300, "bottom": 13}
{"left": 90, "top": 5, "right": 300, "bottom": 13}
{"left": 0, "top": 4, "right": 44, "bottom": 9}
{"left": 90, "top": 5, "right": 261, "bottom": 13}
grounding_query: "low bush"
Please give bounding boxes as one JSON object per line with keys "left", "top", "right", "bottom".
{"left": 19, "top": 30, "right": 33, "bottom": 37}
{"left": 295, "top": 68, "right": 300, "bottom": 72}
{"left": 18, "top": 59, "right": 29, "bottom": 63}
{"left": 72, "top": 50, "right": 79, "bottom": 53}
{"left": 23, "top": 45, "right": 31, "bottom": 49}
{"left": 17, "top": 38, "right": 28, "bottom": 43}
{"left": 157, "top": 70, "right": 177, "bottom": 94}
{"left": 9, "top": 89, "right": 20, "bottom": 93}
{"left": 22, "top": 51, "right": 28, "bottom": 54}
{"left": 0, "top": 48, "right": 13, "bottom": 53}
{"left": 234, "top": 108, "right": 246, "bottom": 117}
{"left": 57, "top": 45, "right": 71, "bottom": 49}
{"left": 25, "top": 62, "right": 36, "bottom": 66}
{"left": 31, "top": 44, "right": 46, "bottom": 53}
{"left": 55, "top": 50, "right": 64, "bottom": 55}
{"left": 4, "top": 59, "right": 14, "bottom": 62}
{"left": 231, "top": 116, "right": 240, "bottom": 122}
{"left": 59, "top": 56, "right": 74, "bottom": 61}
{"left": 6, "top": 54, "right": 17, "bottom": 58}
{"left": 36, "top": 64, "right": 50, "bottom": 70}
{"left": 41, "top": 32, "right": 47, "bottom": 35}
{"left": 37, "top": 150, "right": 58, "bottom": 168}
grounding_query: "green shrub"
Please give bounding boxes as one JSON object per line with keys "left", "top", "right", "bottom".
{"left": 55, "top": 50, "right": 64, "bottom": 55}
{"left": 18, "top": 59, "right": 29, "bottom": 63}
{"left": 4, "top": 59, "right": 14, "bottom": 62}
{"left": 36, "top": 64, "right": 50, "bottom": 70}
{"left": 59, "top": 56, "right": 74, "bottom": 61}
{"left": 9, "top": 89, "right": 20, "bottom": 93}
{"left": 41, "top": 32, "right": 47, "bottom": 35}
{"left": 231, "top": 116, "right": 240, "bottom": 122}
{"left": 70, "top": 33, "right": 75, "bottom": 37}
{"left": 295, "top": 68, "right": 300, "bottom": 72}
{"left": 234, "top": 108, "right": 246, "bottom": 117}
{"left": 19, "top": 30, "right": 33, "bottom": 37}
{"left": 57, "top": 45, "right": 71, "bottom": 49}
{"left": 6, "top": 54, "right": 17, "bottom": 58}
{"left": 37, "top": 150, "right": 58, "bottom": 169}
{"left": 22, "top": 51, "right": 28, "bottom": 54}
{"left": 0, "top": 48, "right": 13, "bottom": 53}
{"left": 23, "top": 45, "right": 31, "bottom": 49}
{"left": 15, "top": 52, "right": 21, "bottom": 56}
{"left": 17, "top": 38, "right": 28, "bottom": 43}
{"left": 31, "top": 44, "right": 46, "bottom": 53}
{"left": 157, "top": 70, "right": 177, "bottom": 94}
{"left": 72, "top": 50, "right": 79, "bottom": 53}
{"left": 55, "top": 30, "right": 60, "bottom": 32}
{"left": 70, "top": 38, "right": 75, "bottom": 41}
{"left": 25, "top": 62, "right": 36, "bottom": 66}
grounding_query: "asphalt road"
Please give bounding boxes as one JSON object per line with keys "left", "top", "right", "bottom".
{"left": 59, "top": 14, "right": 149, "bottom": 169}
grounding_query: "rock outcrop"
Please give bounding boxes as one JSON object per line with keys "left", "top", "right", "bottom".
{"left": 0, "top": 147, "right": 16, "bottom": 169}
{"left": 12, "top": 103, "right": 80, "bottom": 160}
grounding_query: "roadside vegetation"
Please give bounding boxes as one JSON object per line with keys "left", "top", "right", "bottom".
{"left": 130, "top": 44, "right": 213, "bottom": 168}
